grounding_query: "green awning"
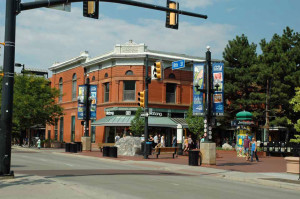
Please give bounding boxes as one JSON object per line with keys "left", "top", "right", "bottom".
{"left": 91, "top": 116, "right": 178, "bottom": 128}
{"left": 170, "top": 118, "right": 189, "bottom": 128}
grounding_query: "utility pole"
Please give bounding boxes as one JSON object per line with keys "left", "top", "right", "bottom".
{"left": 143, "top": 54, "right": 149, "bottom": 159}
{"left": 0, "top": 0, "right": 17, "bottom": 176}
{"left": 264, "top": 79, "right": 270, "bottom": 143}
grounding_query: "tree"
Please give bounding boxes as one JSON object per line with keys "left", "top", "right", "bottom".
{"left": 222, "top": 34, "right": 261, "bottom": 124}
{"left": 186, "top": 105, "right": 204, "bottom": 139}
{"left": 290, "top": 87, "right": 300, "bottom": 132}
{"left": 256, "top": 27, "right": 300, "bottom": 131}
{"left": 0, "top": 75, "right": 64, "bottom": 143}
{"left": 130, "top": 107, "right": 145, "bottom": 136}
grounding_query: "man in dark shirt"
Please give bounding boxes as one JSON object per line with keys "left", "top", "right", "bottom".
{"left": 244, "top": 135, "right": 250, "bottom": 161}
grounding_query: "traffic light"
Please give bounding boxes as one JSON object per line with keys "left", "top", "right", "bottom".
{"left": 138, "top": 90, "right": 145, "bottom": 108}
{"left": 166, "top": 0, "right": 179, "bottom": 29}
{"left": 83, "top": 0, "right": 99, "bottom": 19}
{"left": 154, "top": 61, "right": 162, "bottom": 79}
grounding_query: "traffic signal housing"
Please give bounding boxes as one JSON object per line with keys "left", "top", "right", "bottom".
{"left": 83, "top": 1, "right": 99, "bottom": 19}
{"left": 138, "top": 90, "right": 145, "bottom": 108}
{"left": 0, "top": 72, "right": 3, "bottom": 77}
{"left": 166, "top": 0, "right": 179, "bottom": 29}
{"left": 154, "top": 61, "right": 162, "bottom": 79}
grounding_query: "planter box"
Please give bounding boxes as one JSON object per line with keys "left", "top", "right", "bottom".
{"left": 43, "top": 142, "right": 51, "bottom": 148}
{"left": 285, "top": 157, "right": 300, "bottom": 174}
{"left": 50, "top": 141, "right": 61, "bottom": 148}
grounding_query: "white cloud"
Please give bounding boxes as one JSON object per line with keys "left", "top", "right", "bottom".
{"left": 141, "top": 0, "right": 218, "bottom": 9}
{"left": 1, "top": 6, "right": 234, "bottom": 72}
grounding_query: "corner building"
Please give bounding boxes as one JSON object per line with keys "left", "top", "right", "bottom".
{"left": 46, "top": 41, "right": 205, "bottom": 148}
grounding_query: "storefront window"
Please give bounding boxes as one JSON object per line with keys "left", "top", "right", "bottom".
{"left": 54, "top": 119, "right": 58, "bottom": 141}
{"left": 123, "top": 81, "right": 135, "bottom": 101}
{"left": 91, "top": 120, "right": 96, "bottom": 143}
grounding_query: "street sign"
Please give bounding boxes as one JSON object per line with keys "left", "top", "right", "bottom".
{"left": 141, "top": 113, "right": 149, "bottom": 117}
{"left": 172, "top": 60, "right": 185, "bottom": 70}
{"left": 35, "top": 0, "right": 71, "bottom": 12}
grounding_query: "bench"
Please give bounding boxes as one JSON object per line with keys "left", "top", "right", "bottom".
{"left": 98, "top": 143, "right": 115, "bottom": 152}
{"left": 154, "top": 147, "right": 178, "bottom": 159}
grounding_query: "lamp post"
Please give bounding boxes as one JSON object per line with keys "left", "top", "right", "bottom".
{"left": 15, "top": 63, "right": 25, "bottom": 76}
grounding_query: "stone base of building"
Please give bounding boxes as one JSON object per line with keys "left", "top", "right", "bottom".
{"left": 200, "top": 142, "right": 216, "bottom": 165}
{"left": 81, "top": 136, "right": 91, "bottom": 152}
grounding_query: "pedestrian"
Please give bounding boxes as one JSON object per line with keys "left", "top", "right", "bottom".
{"left": 37, "top": 138, "right": 41, "bottom": 149}
{"left": 183, "top": 137, "right": 189, "bottom": 152}
{"left": 115, "top": 134, "right": 120, "bottom": 143}
{"left": 149, "top": 135, "right": 154, "bottom": 147}
{"left": 153, "top": 134, "right": 158, "bottom": 148}
{"left": 158, "top": 134, "right": 161, "bottom": 144}
{"left": 244, "top": 135, "right": 250, "bottom": 161}
{"left": 129, "top": 132, "right": 133, "bottom": 136}
{"left": 188, "top": 135, "right": 193, "bottom": 149}
{"left": 250, "top": 137, "right": 259, "bottom": 162}
{"left": 172, "top": 135, "right": 177, "bottom": 147}
{"left": 160, "top": 134, "right": 165, "bottom": 147}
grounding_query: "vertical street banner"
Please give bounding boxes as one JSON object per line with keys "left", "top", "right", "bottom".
{"left": 78, "top": 85, "right": 86, "bottom": 120}
{"left": 193, "top": 63, "right": 205, "bottom": 115}
{"left": 90, "top": 85, "right": 97, "bottom": 120}
{"left": 212, "top": 62, "right": 224, "bottom": 116}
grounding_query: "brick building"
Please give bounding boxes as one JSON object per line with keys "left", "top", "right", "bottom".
{"left": 46, "top": 41, "right": 205, "bottom": 148}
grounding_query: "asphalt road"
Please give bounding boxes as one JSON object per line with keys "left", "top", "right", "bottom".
{"left": 0, "top": 148, "right": 299, "bottom": 199}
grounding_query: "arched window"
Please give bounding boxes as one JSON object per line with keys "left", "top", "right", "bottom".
{"left": 72, "top": 74, "right": 77, "bottom": 100}
{"left": 92, "top": 76, "right": 96, "bottom": 81}
{"left": 104, "top": 73, "right": 108, "bottom": 78}
{"left": 59, "top": 77, "right": 63, "bottom": 102}
{"left": 125, "top": 70, "right": 134, "bottom": 76}
{"left": 169, "top": 73, "right": 175, "bottom": 79}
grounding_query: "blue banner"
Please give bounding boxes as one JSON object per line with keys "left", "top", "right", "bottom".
{"left": 193, "top": 63, "right": 205, "bottom": 116}
{"left": 77, "top": 85, "right": 86, "bottom": 120}
{"left": 212, "top": 62, "right": 224, "bottom": 116}
{"left": 90, "top": 85, "right": 97, "bottom": 120}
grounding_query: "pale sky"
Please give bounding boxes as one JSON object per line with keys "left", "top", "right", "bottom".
{"left": 0, "top": 0, "right": 299, "bottom": 75}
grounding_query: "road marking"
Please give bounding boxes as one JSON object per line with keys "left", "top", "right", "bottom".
{"left": 64, "top": 163, "right": 73, "bottom": 167}
{"left": 171, "top": 183, "right": 180, "bottom": 186}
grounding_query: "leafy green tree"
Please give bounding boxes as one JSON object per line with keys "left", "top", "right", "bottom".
{"left": 130, "top": 107, "right": 145, "bottom": 136}
{"left": 186, "top": 105, "right": 204, "bottom": 139}
{"left": 290, "top": 87, "right": 300, "bottom": 132}
{"left": 256, "top": 27, "right": 300, "bottom": 128}
{"left": 223, "top": 34, "right": 261, "bottom": 123}
{"left": 0, "top": 75, "right": 63, "bottom": 143}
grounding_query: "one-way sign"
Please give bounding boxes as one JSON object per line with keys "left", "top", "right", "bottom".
{"left": 172, "top": 60, "right": 185, "bottom": 70}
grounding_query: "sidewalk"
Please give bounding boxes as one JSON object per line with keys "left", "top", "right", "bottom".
{"left": 11, "top": 146, "right": 300, "bottom": 191}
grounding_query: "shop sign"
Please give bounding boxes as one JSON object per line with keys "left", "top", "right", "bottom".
{"left": 106, "top": 112, "right": 114, "bottom": 116}
{"left": 149, "top": 112, "right": 162, "bottom": 117}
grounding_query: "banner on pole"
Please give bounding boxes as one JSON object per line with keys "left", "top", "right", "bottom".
{"left": 90, "top": 85, "right": 97, "bottom": 120}
{"left": 78, "top": 85, "right": 86, "bottom": 120}
{"left": 212, "top": 62, "right": 224, "bottom": 116}
{"left": 193, "top": 63, "right": 205, "bottom": 116}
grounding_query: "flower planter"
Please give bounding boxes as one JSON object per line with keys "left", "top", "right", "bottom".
{"left": 285, "top": 157, "right": 300, "bottom": 174}
{"left": 43, "top": 142, "right": 51, "bottom": 148}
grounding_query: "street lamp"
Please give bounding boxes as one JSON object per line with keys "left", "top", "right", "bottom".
{"left": 15, "top": 63, "right": 25, "bottom": 76}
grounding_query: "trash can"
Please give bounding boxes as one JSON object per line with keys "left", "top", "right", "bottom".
{"left": 145, "top": 142, "right": 152, "bottom": 155}
{"left": 65, "top": 143, "right": 71, "bottom": 152}
{"left": 109, "top": 146, "right": 118, "bottom": 158}
{"left": 188, "top": 150, "right": 199, "bottom": 166}
{"left": 75, "top": 142, "right": 82, "bottom": 152}
{"left": 70, "top": 143, "right": 78, "bottom": 153}
{"left": 141, "top": 142, "right": 145, "bottom": 155}
{"left": 103, "top": 146, "right": 110, "bottom": 157}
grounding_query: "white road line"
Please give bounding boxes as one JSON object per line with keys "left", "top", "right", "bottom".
{"left": 64, "top": 163, "right": 74, "bottom": 167}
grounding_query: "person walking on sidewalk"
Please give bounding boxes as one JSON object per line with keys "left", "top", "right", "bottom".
{"left": 244, "top": 135, "right": 250, "bottom": 161}
{"left": 250, "top": 137, "right": 259, "bottom": 162}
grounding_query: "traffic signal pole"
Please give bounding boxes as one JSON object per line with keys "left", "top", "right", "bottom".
{"left": 205, "top": 48, "right": 212, "bottom": 142}
{"left": 0, "top": 0, "right": 17, "bottom": 176}
{"left": 85, "top": 77, "right": 90, "bottom": 137}
{"left": 143, "top": 54, "right": 149, "bottom": 159}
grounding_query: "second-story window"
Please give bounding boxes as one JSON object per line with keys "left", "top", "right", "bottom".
{"left": 72, "top": 74, "right": 77, "bottom": 100}
{"left": 104, "top": 83, "right": 109, "bottom": 103}
{"left": 59, "top": 77, "right": 63, "bottom": 102}
{"left": 123, "top": 81, "right": 135, "bottom": 101}
{"left": 166, "top": 83, "right": 176, "bottom": 103}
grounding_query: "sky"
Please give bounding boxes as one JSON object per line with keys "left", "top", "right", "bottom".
{"left": 0, "top": 0, "right": 299, "bottom": 75}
